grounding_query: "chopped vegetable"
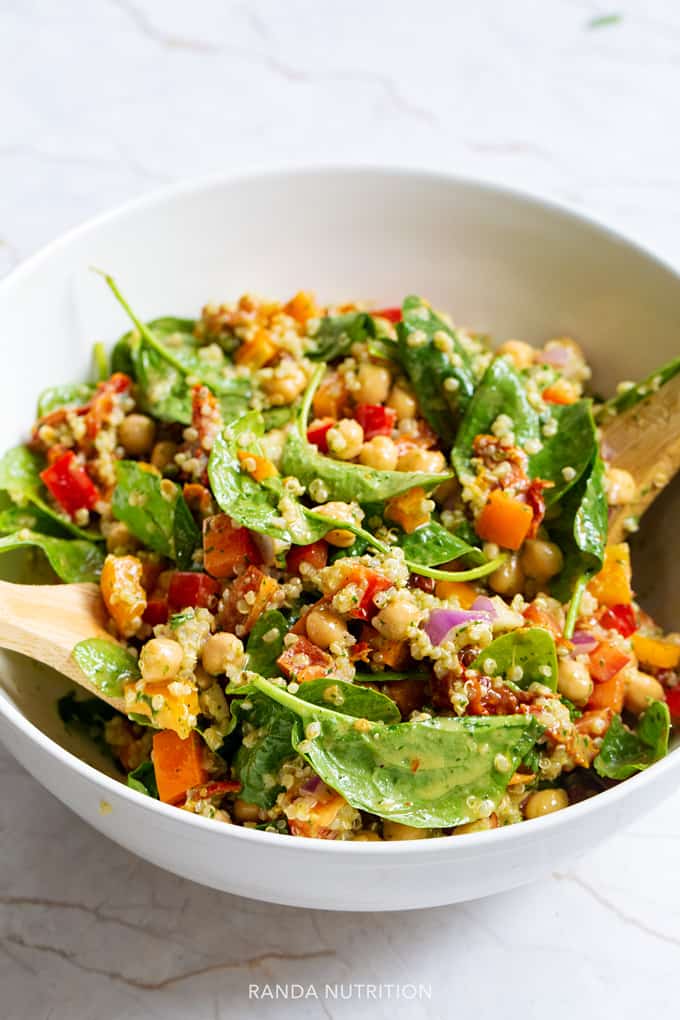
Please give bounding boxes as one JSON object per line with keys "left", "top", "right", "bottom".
{"left": 152, "top": 730, "right": 208, "bottom": 804}
{"left": 475, "top": 490, "right": 533, "bottom": 550}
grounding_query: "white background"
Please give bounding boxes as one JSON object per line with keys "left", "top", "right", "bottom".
{"left": 2, "top": 2, "right": 680, "bottom": 1018}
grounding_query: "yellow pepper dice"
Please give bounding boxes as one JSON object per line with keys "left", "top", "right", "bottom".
{"left": 124, "top": 679, "right": 199, "bottom": 739}
{"left": 632, "top": 634, "right": 680, "bottom": 671}
{"left": 588, "top": 543, "right": 633, "bottom": 607}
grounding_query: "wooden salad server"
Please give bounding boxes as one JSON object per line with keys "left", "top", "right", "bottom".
{"left": 0, "top": 373, "right": 680, "bottom": 710}
{"left": 601, "top": 371, "right": 680, "bottom": 545}
{"left": 0, "top": 577, "right": 126, "bottom": 712}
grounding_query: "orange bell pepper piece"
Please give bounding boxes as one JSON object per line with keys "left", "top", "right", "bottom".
{"left": 152, "top": 730, "right": 208, "bottom": 804}
{"left": 588, "top": 543, "right": 633, "bottom": 607}
{"left": 475, "top": 489, "right": 533, "bottom": 550}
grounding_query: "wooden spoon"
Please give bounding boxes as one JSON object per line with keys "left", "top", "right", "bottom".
{"left": 601, "top": 371, "right": 680, "bottom": 544}
{"left": 0, "top": 578, "right": 126, "bottom": 712}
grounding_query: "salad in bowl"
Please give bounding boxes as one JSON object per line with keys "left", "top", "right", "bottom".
{"left": 1, "top": 274, "right": 677, "bottom": 842}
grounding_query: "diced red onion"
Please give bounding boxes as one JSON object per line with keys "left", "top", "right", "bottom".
{"left": 471, "top": 596, "right": 497, "bottom": 618}
{"left": 424, "top": 607, "right": 494, "bottom": 646}
{"left": 572, "top": 630, "right": 598, "bottom": 654}
{"left": 300, "top": 775, "right": 323, "bottom": 795}
{"left": 541, "top": 344, "right": 570, "bottom": 368}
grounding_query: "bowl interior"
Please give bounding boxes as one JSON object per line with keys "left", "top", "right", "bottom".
{"left": 2, "top": 168, "right": 679, "bottom": 775}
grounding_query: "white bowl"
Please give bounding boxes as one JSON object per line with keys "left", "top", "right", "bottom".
{"left": 1, "top": 168, "right": 679, "bottom": 911}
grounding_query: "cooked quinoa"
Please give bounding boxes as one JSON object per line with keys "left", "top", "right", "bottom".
{"left": 4, "top": 278, "right": 679, "bottom": 841}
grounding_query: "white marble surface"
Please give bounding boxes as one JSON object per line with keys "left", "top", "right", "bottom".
{"left": 2, "top": 1, "right": 680, "bottom": 1017}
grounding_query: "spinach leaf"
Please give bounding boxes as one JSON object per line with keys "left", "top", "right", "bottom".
{"left": 127, "top": 760, "right": 159, "bottom": 798}
{"left": 37, "top": 382, "right": 95, "bottom": 418}
{"left": 0, "top": 445, "right": 98, "bottom": 541}
{"left": 397, "top": 520, "right": 482, "bottom": 567}
{"left": 396, "top": 296, "right": 476, "bottom": 447}
{"left": 594, "top": 701, "right": 670, "bottom": 779}
{"left": 246, "top": 610, "right": 288, "bottom": 677}
{"left": 452, "top": 358, "right": 597, "bottom": 505}
{"left": 231, "top": 694, "right": 297, "bottom": 808}
{"left": 596, "top": 355, "right": 680, "bottom": 422}
{"left": 295, "top": 677, "right": 401, "bottom": 723}
{"left": 72, "top": 638, "right": 140, "bottom": 700}
{"left": 551, "top": 452, "right": 608, "bottom": 602}
{"left": 529, "top": 400, "right": 598, "bottom": 506}
{"left": 0, "top": 504, "right": 73, "bottom": 537}
{"left": 262, "top": 405, "right": 294, "bottom": 430}
{"left": 112, "top": 460, "right": 199, "bottom": 568}
{"left": 452, "top": 356, "right": 541, "bottom": 482}
{"left": 0, "top": 529, "right": 104, "bottom": 582}
{"left": 101, "top": 274, "right": 251, "bottom": 424}
{"left": 251, "top": 676, "right": 542, "bottom": 827}
{"left": 208, "top": 412, "right": 328, "bottom": 545}
{"left": 471, "top": 628, "right": 558, "bottom": 692}
{"left": 306, "top": 312, "right": 376, "bottom": 361}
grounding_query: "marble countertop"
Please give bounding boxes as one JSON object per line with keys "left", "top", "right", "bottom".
{"left": 3, "top": 1, "right": 680, "bottom": 1017}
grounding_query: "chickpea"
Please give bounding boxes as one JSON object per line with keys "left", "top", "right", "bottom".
{"left": 373, "top": 595, "right": 420, "bottom": 642}
{"left": 353, "top": 830, "right": 383, "bottom": 842}
{"left": 261, "top": 358, "right": 307, "bottom": 405}
{"left": 496, "top": 339, "right": 535, "bottom": 370}
{"left": 359, "top": 435, "right": 398, "bottom": 471}
{"left": 557, "top": 658, "right": 593, "bottom": 706}
{"left": 326, "top": 418, "right": 364, "bottom": 461}
{"left": 452, "top": 816, "right": 497, "bottom": 835}
{"left": 201, "top": 632, "right": 246, "bottom": 677}
{"left": 605, "top": 466, "right": 637, "bottom": 506}
{"left": 520, "top": 539, "right": 564, "bottom": 582}
{"left": 119, "top": 413, "right": 156, "bottom": 457}
{"left": 105, "top": 521, "right": 140, "bottom": 555}
{"left": 524, "top": 788, "right": 569, "bottom": 820}
{"left": 387, "top": 382, "right": 418, "bottom": 420}
{"left": 356, "top": 362, "right": 391, "bottom": 404}
{"left": 624, "top": 668, "right": 665, "bottom": 715}
{"left": 305, "top": 606, "right": 349, "bottom": 650}
{"left": 151, "top": 440, "right": 178, "bottom": 472}
{"left": 397, "top": 447, "right": 447, "bottom": 473}
{"left": 311, "top": 501, "right": 361, "bottom": 548}
{"left": 488, "top": 555, "right": 525, "bottom": 597}
{"left": 383, "top": 820, "right": 430, "bottom": 841}
{"left": 232, "top": 798, "right": 261, "bottom": 823}
{"left": 139, "top": 637, "right": 183, "bottom": 682}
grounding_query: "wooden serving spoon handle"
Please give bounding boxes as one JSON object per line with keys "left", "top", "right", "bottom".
{"left": 602, "top": 372, "right": 680, "bottom": 545}
{"left": 0, "top": 578, "right": 126, "bottom": 712}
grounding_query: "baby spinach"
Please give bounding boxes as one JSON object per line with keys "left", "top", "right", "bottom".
{"left": 596, "top": 355, "right": 680, "bottom": 422}
{"left": 57, "top": 692, "right": 117, "bottom": 757}
{"left": 72, "top": 638, "right": 140, "bottom": 700}
{"left": 296, "top": 677, "right": 401, "bottom": 724}
{"left": 0, "top": 445, "right": 99, "bottom": 541}
{"left": 452, "top": 356, "right": 541, "bottom": 482}
{"left": 594, "top": 701, "right": 670, "bottom": 779}
{"left": 127, "top": 760, "right": 159, "bottom": 798}
{"left": 231, "top": 694, "right": 297, "bottom": 808}
{"left": 251, "top": 675, "right": 542, "bottom": 827}
{"left": 112, "top": 460, "right": 199, "bottom": 568}
{"left": 396, "top": 297, "right": 476, "bottom": 447}
{"left": 246, "top": 610, "right": 288, "bottom": 677}
{"left": 551, "top": 452, "right": 608, "bottom": 608}
{"left": 471, "top": 628, "right": 558, "bottom": 692}
{"left": 37, "top": 381, "right": 95, "bottom": 418}
{"left": 101, "top": 274, "right": 250, "bottom": 424}
{"left": 452, "top": 357, "right": 597, "bottom": 505}
{"left": 397, "top": 520, "right": 483, "bottom": 567}
{"left": 306, "top": 312, "right": 376, "bottom": 361}
{"left": 281, "top": 365, "right": 454, "bottom": 504}
{"left": 0, "top": 504, "right": 72, "bottom": 538}
{"left": 0, "top": 529, "right": 104, "bottom": 583}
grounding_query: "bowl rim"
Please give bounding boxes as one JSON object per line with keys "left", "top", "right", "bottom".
{"left": 2, "top": 162, "right": 680, "bottom": 856}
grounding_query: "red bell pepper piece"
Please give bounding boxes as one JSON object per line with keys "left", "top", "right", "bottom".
{"left": 168, "top": 571, "right": 220, "bottom": 610}
{"left": 143, "top": 597, "right": 169, "bottom": 626}
{"left": 355, "top": 404, "right": 397, "bottom": 440}
{"left": 664, "top": 687, "right": 680, "bottom": 718}
{"left": 286, "top": 540, "right": 329, "bottom": 576}
{"left": 306, "top": 418, "right": 335, "bottom": 453}
{"left": 40, "top": 450, "right": 100, "bottom": 517}
{"left": 203, "top": 514, "right": 261, "bottom": 578}
{"left": 588, "top": 642, "right": 631, "bottom": 684}
{"left": 372, "top": 307, "right": 402, "bottom": 323}
{"left": 341, "top": 567, "right": 393, "bottom": 621}
{"left": 599, "top": 603, "right": 637, "bottom": 638}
